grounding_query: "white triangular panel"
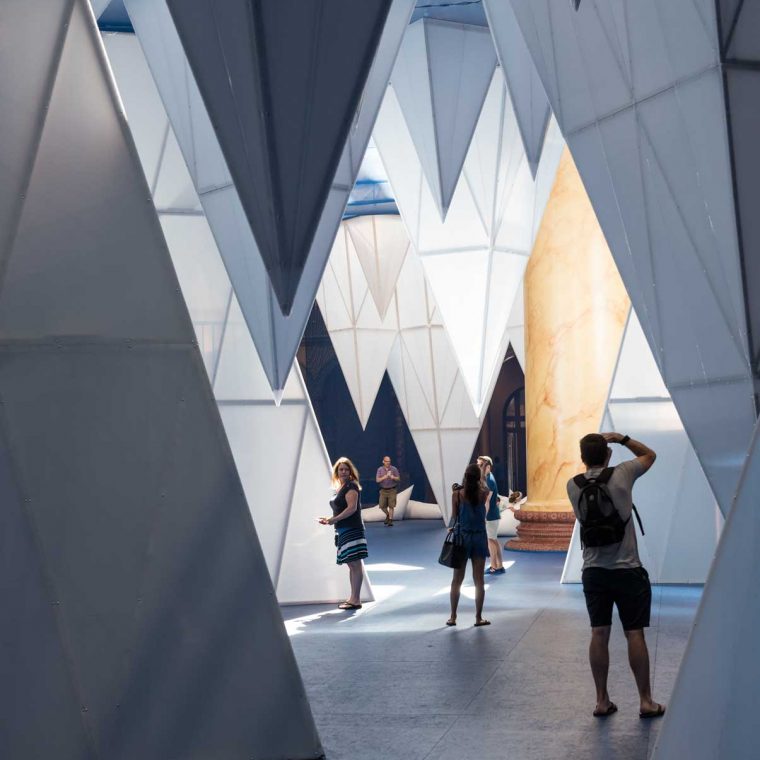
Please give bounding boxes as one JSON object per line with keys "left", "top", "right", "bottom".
{"left": 348, "top": 215, "right": 410, "bottom": 319}
{"left": 124, "top": 0, "right": 415, "bottom": 394}
{"left": 104, "top": 31, "right": 370, "bottom": 607}
{"left": 0, "top": 3, "right": 321, "bottom": 755}
{"left": 375, "top": 65, "right": 564, "bottom": 417}
{"left": 508, "top": 0, "right": 754, "bottom": 514}
{"left": 652, "top": 418, "right": 760, "bottom": 759}
{"left": 562, "top": 309, "right": 722, "bottom": 584}
{"left": 317, "top": 220, "right": 399, "bottom": 429}
{"left": 483, "top": 0, "right": 551, "bottom": 176}
{"left": 391, "top": 18, "right": 497, "bottom": 219}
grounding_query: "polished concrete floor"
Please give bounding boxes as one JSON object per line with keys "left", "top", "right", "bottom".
{"left": 282, "top": 520, "right": 700, "bottom": 760}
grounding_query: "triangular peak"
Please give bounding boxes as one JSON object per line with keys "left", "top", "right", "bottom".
{"left": 391, "top": 17, "right": 497, "bottom": 220}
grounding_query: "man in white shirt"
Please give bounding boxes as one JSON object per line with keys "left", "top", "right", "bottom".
{"left": 566, "top": 432, "right": 665, "bottom": 720}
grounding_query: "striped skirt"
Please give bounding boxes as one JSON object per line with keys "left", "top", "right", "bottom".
{"left": 335, "top": 525, "right": 368, "bottom": 565}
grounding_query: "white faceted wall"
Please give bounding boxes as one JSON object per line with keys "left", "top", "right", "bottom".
{"left": 104, "top": 31, "right": 371, "bottom": 606}
{"left": 375, "top": 63, "right": 563, "bottom": 418}
{"left": 508, "top": 0, "right": 756, "bottom": 513}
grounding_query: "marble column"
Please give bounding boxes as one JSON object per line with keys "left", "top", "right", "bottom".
{"left": 507, "top": 149, "right": 630, "bottom": 551}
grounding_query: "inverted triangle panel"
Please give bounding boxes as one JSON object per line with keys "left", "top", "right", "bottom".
{"left": 165, "top": 0, "right": 392, "bottom": 314}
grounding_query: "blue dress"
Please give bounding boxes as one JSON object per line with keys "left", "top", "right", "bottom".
{"left": 457, "top": 496, "right": 489, "bottom": 559}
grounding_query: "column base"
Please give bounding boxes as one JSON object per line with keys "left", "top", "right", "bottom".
{"left": 505, "top": 509, "right": 575, "bottom": 552}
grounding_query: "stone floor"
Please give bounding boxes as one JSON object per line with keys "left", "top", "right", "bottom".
{"left": 282, "top": 520, "right": 700, "bottom": 760}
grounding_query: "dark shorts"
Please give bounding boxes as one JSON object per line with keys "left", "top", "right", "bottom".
{"left": 581, "top": 566, "right": 651, "bottom": 631}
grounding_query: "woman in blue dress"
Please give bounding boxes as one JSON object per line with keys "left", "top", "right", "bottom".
{"left": 319, "top": 457, "right": 367, "bottom": 610}
{"left": 447, "top": 463, "right": 490, "bottom": 627}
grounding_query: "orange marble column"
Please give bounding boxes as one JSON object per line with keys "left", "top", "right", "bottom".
{"left": 507, "top": 149, "right": 630, "bottom": 552}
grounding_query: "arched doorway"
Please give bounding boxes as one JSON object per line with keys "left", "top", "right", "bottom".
{"left": 502, "top": 387, "right": 526, "bottom": 495}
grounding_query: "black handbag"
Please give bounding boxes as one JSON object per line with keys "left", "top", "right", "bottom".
{"left": 438, "top": 528, "right": 467, "bottom": 569}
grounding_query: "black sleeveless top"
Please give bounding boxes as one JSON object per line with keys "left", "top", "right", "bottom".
{"left": 330, "top": 482, "right": 363, "bottom": 530}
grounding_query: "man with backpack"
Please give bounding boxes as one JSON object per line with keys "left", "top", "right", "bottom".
{"left": 567, "top": 432, "right": 666, "bottom": 720}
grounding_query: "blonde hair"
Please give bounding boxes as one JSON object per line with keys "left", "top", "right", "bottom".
{"left": 331, "top": 457, "right": 361, "bottom": 490}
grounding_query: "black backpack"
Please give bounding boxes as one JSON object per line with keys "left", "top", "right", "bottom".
{"left": 573, "top": 467, "right": 644, "bottom": 548}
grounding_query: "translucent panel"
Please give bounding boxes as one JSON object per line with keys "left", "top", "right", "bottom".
{"left": 426, "top": 21, "right": 498, "bottom": 215}
{"left": 164, "top": 0, "right": 392, "bottom": 314}
{"left": 126, "top": 0, "right": 413, "bottom": 394}
{"left": 213, "top": 297, "right": 276, "bottom": 402}
{"left": 0, "top": 5, "right": 321, "bottom": 750}
{"left": 101, "top": 34, "right": 170, "bottom": 190}
{"left": 159, "top": 216, "right": 231, "bottom": 377}
{"left": 0, "top": 4, "right": 191, "bottom": 342}
{"left": 153, "top": 128, "right": 203, "bottom": 212}
{"left": 391, "top": 19, "right": 496, "bottom": 219}
{"left": 218, "top": 404, "right": 307, "bottom": 575}
{"left": 653, "top": 421, "right": 760, "bottom": 760}
{"left": 376, "top": 64, "right": 563, "bottom": 417}
{"left": 348, "top": 216, "right": 409, "bottom": 319}
{"left": 509, "top": 0, "right": 754, "bottom": 514}
{"left": 483, "top": 0, "right": 551, "bottom": 174}
{"left": 277, "top": 415, "right": 374, "bottom": 605}
{"left": 506, "top": 282, "right": 526, "bottom": 369}
{"left": 317, "top": 223, "right": 399, "bottom": 427}
{"left": 610, "top": 309, "right": 669, "bottom": 400}
{"left": 670, "top": 379, "right": 756, "bottom": 512}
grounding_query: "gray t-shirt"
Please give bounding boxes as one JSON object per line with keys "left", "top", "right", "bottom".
{"left": 566, "top": 459, "right": 645, "bottom": 570}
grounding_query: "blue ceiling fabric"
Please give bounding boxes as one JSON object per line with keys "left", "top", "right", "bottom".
{"left": 716, "top": 0, "right": 760, "bottom": 375}
{"left": 165, "top": 0, "right": 393, "bottom": 317}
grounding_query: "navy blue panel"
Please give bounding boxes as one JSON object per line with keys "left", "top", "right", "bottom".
{"left": 166, "top": 0, "right": 392, "bottom": 316}
{"left": 98, "top": 0, "right": 132, "bottom": 32}
{"left": 299, "top": 305, "right": 432, "bottom": 504}
{"left": 412, "top": 0, "right": 487, "bottom": 26}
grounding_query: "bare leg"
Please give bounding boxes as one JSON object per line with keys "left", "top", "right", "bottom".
{"left": 388, "top": 506, "right": 395, "bottom": 524}
{"left": 589, "top": 625, "right": 613, "bottom": 712}
{"left": 449, "top": 565, "right": 466, "bottom": 623}
{"left": 625, "top": 629, "right": 662, "bottom": 713}
{"left": 347, "top": 561, "right": 363, "bottom": 605}
{"left": 471, "top": 556, "right": 487, "bottom": 623}
{"left": 487, "top": 538, "right": 503, "bottom": 570}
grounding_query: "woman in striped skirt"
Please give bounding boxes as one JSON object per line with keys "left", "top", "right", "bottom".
{"left": 319, "top": 457, "right": 368, "bottom": 609}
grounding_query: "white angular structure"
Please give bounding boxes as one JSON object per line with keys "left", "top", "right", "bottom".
{"left": 653, "top": 419, "right": 760, "bottom": 758}
{"left": 391, "top": 18, "right": 497, "bottom": 219}
{"left": 375, "top": 64, "right": 564, "bottom": 417}
{"left": 386, "top": 248, "right": 482, "bottom": 523}
{"left": 124, "top": 0, "right": 415, "bottom": 395}
{"left": 103, "top": 32, "right": 371, "bottom": 606}
{"left": 508, "top": 0, "right": 757, "bottom": 513}
{"left": 316, "top": 218, "right": 401, "bottom": 429}
{"left": 0, "top": 2, "right": 321, "bottom": 757}
{"left": 483, "top": 0, "right": 551, "bottom": 176}
{"left": 562, "top": 310, "right": 722, "bottom": 584}
{"left": 349, "top": 214, "right": 410, "bottom": 320}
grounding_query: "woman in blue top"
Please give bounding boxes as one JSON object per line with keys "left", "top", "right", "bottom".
{"left": 447, "top": 463, "right": 491, "bottom": 627}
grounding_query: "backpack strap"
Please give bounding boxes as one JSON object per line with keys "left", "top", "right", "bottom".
{"left": 596, "top": 467, "right": 615, "bottom": 484}
{"left": 631, "top": 503, "right": 645, "bottom": 536}
{"left": 573, "top": 474, "right": 588, "bottom": 488}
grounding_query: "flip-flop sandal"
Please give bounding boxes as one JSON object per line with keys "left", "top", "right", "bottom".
{"left": 338, "top": 602, "right": 362, "bottom": 610}
{"left": 474, "top": 619, "right": 491, "bottom": 627}
{"left": 446, "top": 619, "right": 457, "bottom": 626}
{"left": 639, "top": 704, "right": 666, "bottom": 719}
{"left": 593, "top": 702, "right": 618, "bottom": 717}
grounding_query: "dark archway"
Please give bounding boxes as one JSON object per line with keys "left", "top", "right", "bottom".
{"left": 502, "top": 386, "right": 526, "bottom": 495}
